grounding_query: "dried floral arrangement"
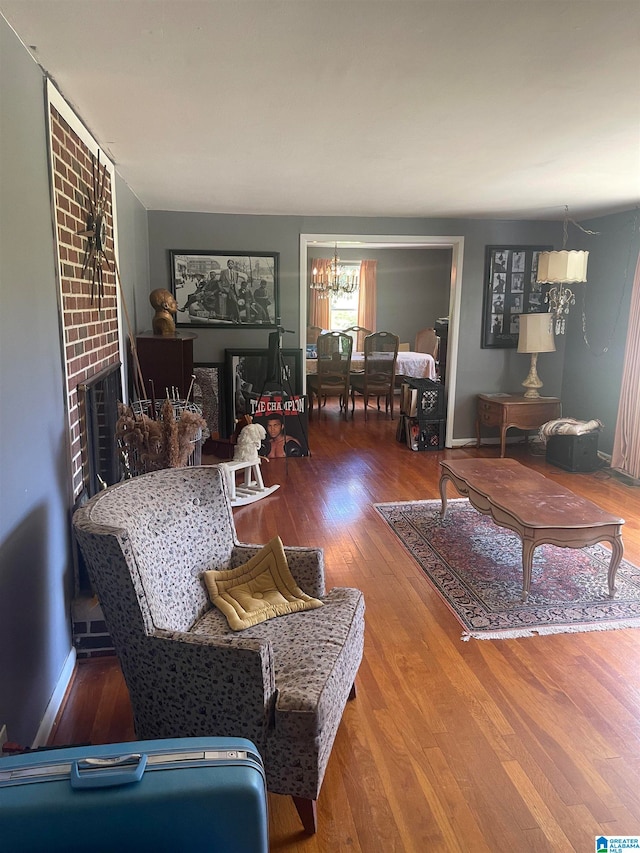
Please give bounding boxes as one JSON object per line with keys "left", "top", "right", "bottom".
{"left": 116, "top": 398, "right": 206, "bottom": 476}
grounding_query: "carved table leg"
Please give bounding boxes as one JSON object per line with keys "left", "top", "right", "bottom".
{"left": 500, "top": 425, "right": 507, "bottom": 458}
{"left": 439, "top": 473, "right": 450, "bottom": 519}
{"left": 521, "top": 536, "right": 537, "bottom": 601}
{"left": 607, "top": 532, "right": 624, "bottom": 598}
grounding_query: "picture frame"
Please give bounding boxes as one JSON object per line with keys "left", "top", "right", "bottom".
{"left": 224, "top": 347, "right": 303, "bottom": 437}
{"left": 481, "top": 245, "right": 552, "bottom": 348}
{"left": 251, "top": 395, "right": 309, "bottom": 458}
{"left": 192, "top": 362, "right": 224, "bottom": 439}
{"left": 170, "top": 250, "right": 279, "bottom": 328}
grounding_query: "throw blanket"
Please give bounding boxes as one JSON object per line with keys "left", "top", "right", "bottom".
{"left": 538, "top": 418, "right": 603, "bottom": 443}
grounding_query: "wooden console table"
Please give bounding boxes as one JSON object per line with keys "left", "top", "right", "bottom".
{"left": 439, "top": 458, "right": 624, "bottom": 601}
{"left": 476, "top": 394, "right": 561, "bottom": 457}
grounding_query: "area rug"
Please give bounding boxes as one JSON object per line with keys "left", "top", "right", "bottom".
{"left": 374, "top": 499, "right": 640, "bottom": 640}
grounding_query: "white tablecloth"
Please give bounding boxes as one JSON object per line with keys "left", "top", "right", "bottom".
{"left": 306, "top": 351, "right": 436, "bottom": 380}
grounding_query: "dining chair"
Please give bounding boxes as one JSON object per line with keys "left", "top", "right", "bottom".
{"left": 414, "top": 327, "right": 439, "bottom": 360}
{"left": 343, "top": 325, "right": 372, "bottom": 354}
{"left": 306, "top": 325, "right": 322, "bottom": 345}
{"left": 307, "top": 332, "right": 352, "bottom": 419}
{"left": 350, "top": 331, "right": 399, "bottom": 420}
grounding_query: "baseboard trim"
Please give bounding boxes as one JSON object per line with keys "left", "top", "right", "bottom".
{"left": 450, "top": 436, "right": 525, "bottom": 448}
{"left": 610, "top": 467, "right": 640, "bottom": 487}
{"left": 31, "top": 646, "right": 77, "bottom": 749}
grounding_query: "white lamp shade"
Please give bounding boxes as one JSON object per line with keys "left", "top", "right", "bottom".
{"left": 517, "top": 313, "right": 556, "bottom": 354}
{"left": 537, "top": 250, "right": 589, "bottom": 283}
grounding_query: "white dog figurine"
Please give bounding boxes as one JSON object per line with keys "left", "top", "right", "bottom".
{"left": 233, "top": 422, "right": 267, "bottom": 463}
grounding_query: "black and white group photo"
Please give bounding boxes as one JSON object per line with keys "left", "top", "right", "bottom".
{"left": 170, "top": 251, "right": 279, "bottom": 328}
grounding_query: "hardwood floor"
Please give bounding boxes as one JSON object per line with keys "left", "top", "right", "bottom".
{"left": 50, "top": 405, "right": 640, "bottom": 852}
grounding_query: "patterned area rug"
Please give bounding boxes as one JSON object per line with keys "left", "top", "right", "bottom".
{"left": 374, "top": 498, "right": 640, "bottom": 640}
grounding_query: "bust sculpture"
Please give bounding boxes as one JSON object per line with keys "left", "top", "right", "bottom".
{"left": 150, "top": 288, "right": 178, "bottom": 336}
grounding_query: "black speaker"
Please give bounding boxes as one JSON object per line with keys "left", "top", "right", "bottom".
{"left": 546, "top": 432, "right": 600, "bottom": 473}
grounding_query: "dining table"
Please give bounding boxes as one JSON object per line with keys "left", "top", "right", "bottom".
{"left": 306, "top": 350, "right": 436, "bottom": 381}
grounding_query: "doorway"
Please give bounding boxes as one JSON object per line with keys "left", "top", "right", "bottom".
{"left": 299, "top": 233, "right": 464, "bottom": 448}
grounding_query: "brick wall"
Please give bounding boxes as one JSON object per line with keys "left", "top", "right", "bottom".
{"left": 49, "top": 105, "right": 120, "bottom": 499}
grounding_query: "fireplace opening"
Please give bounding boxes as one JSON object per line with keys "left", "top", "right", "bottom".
{"left": 74, "top": 361, "right": 123, "bottom": 596}
{"left": 79, "top": 362, "right": 123, "bottom": 497}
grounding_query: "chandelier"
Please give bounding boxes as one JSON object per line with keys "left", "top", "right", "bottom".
{"left": 536, "top": 206, "right": 598, "bottom": 335}
{"left": 310, "top": 244, "right": 359, "bottom": 299}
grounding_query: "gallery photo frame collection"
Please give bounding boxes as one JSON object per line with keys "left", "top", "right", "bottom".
{"left": 481, "top": 245, "right": 552, "bottom": 348}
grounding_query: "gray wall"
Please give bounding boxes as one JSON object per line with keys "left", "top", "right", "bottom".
{"left": 115, "top": 173, "right": 151, "bottom": 335}
{"left": 561, "top": 209, "right": 640, "bottom": 456}
{"left": 0, "top": 16, "right": 150, "bottom": 746}
{"left": 148, "top": 212, "right": 569, "bottom": 439}
{"left": 115, "top": 172, "right": 151, "bottom": 395}
{"left": 147, "top": 212, "right": 305, "bottom": 357}
{"left": 1, "top": 17, "right": 73, "bottom": 746}
{"left": 307, "top": 246, "right": 452, "bottom": 344}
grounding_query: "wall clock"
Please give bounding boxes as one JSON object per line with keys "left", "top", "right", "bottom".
{"left": 77, "top": 150, "right": 112, "bottom": 308}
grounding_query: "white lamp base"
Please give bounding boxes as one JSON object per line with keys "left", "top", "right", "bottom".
{"left": 522, "top": 352, "right": 543, "bottom": 398}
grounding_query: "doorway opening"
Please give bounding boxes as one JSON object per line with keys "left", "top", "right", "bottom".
{"left": 299, "top": 233, "right": 464, "bottom": 448}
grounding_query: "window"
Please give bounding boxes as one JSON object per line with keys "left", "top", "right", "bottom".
{"left": 329, "top": 263, "right": 360, "bottom": 330}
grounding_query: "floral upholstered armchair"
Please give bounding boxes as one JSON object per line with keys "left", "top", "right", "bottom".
{"left": 72, "top": 466, "right": 365, "bottom": 834}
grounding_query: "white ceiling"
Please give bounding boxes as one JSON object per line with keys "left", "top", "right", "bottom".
{"left": 2, "top": 1, "right": 639, "bottom": 221}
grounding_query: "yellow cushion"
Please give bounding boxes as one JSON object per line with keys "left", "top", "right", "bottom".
{"left": 203, "top": 536, "right": 323, "bottom": 631}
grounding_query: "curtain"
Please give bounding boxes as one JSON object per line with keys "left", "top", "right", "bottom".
{"left": 357, "top": 260, "right": 377, "bottom": 349}
{"left": 308, "top": 258, "right": 331, "bottom": 330}
{"left": 611, "top": 250, "right": 640, "bottom": 479}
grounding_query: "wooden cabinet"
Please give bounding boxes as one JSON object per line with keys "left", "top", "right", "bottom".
{"left": 134, "top": 332, "right": 197, "bottom": 399}
{"left": 476, "top": 394, "right": 561, "bottom": 458}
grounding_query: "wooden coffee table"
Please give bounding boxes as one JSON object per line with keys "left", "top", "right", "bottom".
{"left": 438, "top": 458, "right": 624, "bottom": 601}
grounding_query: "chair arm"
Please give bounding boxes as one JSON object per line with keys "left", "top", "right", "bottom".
{"left": 123, "top": 629, "right": 276, "bottom": 748}
{"left": 231, "top": 543, "right": 325, "bottom": 598}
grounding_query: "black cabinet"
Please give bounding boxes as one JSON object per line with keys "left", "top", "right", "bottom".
{"left": 434, "top": 319, "right": 448, "bottom": 384}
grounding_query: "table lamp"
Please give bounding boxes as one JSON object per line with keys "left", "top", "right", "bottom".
{"left": 517, "top": 313, "right": 556, "bottom": 398}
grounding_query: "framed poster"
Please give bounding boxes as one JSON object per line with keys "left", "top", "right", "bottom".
{"left": 224, "top": 347, "right": 302, "bottom": 437}
{"left": 250, "top": 395, "right": 309, "bottom": 458}
{"left": 481, "top": 245, "right": 551, "bottom": 348}
{"left": 170, "top": 250, "right": 279, "bottom": 328}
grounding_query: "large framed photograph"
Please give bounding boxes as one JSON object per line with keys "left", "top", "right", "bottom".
{"left": 224, "top": 347, "right": 303, "bottom": 437}
{"left": 170, "top": 250, "right": 279, "bottom": 328}
{"left": 481, "top": 245, "right": 551, "bottom": 348}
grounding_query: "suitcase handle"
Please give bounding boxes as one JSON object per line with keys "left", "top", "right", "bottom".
{"left": 70, "top": 753, "right": 148, "bottom": 789}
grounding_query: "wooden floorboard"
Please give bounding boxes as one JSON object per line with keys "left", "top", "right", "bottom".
{"left": 50, "top": 404, "right": 640, "bottom": 851}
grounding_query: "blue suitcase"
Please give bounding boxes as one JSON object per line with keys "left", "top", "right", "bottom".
{"left": 0, "top": 737, "right": 268, "bottom": 853}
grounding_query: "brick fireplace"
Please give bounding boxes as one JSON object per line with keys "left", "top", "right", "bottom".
{"left": 48, "top": 85, "right": 123, "bottom": 657}
{"left": 49, "top": 98, "right": 121, "bottom": 501}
